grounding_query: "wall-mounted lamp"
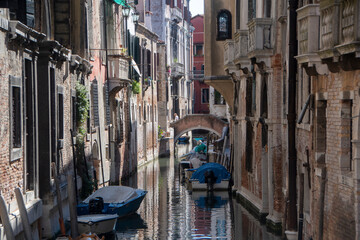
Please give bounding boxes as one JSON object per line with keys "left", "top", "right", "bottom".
{"left": 122, "top": 6, "right": 131, "bottom": 17}
{"left": 132, "top": 11, "right": 140, "bottom": 24}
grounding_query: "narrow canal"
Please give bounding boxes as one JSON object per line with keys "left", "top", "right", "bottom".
{"left": 113, "top": 144, "right": 281, "bottom": 240}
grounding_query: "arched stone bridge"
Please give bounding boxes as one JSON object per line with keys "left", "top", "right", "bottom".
{"left": 170, "top": 114, "right": 229, "bottom": 142}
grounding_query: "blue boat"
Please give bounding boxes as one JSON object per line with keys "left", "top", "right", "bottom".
{"left": 77, "top": 186, "right": 147, "bottom": 218}
{"left": 189, "top": 163, "right": 231, "bottom": 191}
{"left": 178, "top": 136, "right": 190, "bottom": 143}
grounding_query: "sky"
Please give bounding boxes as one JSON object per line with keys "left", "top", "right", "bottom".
{"left": 190, "top": 0, "right": 204, "bottom": 16}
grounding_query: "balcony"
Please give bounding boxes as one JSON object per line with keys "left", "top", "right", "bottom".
{"left": 171, "top": 7, "right": 183, "bottom": 22}
{"left": 335, "top": 0, "right": 360, "bottom": 57}
{"left": 190, "top": 70, "right": 204, "bottom": 80}
{"left": 247, "top": 18, "right": 273, "bottom": 59}
{"left": 317, "top": 1, "right": 340, "bottom": 60}
{"left": 224, "top": 40, "right": 235, "bottom": 70}
{"left": 234, "top": 30, "right": 250, "bottom": 69}
{"left": 316, "top": 0, "right": 360, "bottom": 71}
{"left": 295, "top": 4, "right": 328, "bottom": 75}
{"left": 108, "top": 57, "right": 131, "bottom": 93}
{"left": 171, "top": 62, "right": 184, "bottom": 78}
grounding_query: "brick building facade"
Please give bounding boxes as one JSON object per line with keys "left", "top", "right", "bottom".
{"left": 205, "top": 0, "right": 360, "bottom": 239}
{"left": 191, "top": 14, "right": 209, "bottom": 114}
{"left": 0, "top": 0, "right": 169, "bottom": 238}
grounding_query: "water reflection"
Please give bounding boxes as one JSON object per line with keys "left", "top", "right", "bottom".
{"left": 115, "top": 145, "right": 281, "bottom": 240}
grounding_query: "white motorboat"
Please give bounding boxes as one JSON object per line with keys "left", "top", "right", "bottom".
{"left": 76, "top": 214, "right": 118, "bottom": 234}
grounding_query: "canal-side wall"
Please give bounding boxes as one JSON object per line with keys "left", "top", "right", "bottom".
{"left": 134, "top": 24, "right": 160, "bottom": 167}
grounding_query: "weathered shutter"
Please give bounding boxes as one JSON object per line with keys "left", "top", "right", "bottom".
{"left": 91, "top": 80, "right": 100, "bottom": 127}
{"left": 144, "top": 48, "right": 148, "bottom": 79}
{"left": 104, "top": 83, "right": 110, "bottom": 125}
{"left": 54, "top": 0, "right": 71, "bottom": 47}
{"left": 26, "top": 0, "right": 34, "bottom": 27}
{"left": 154, "top": 53, "right": 157, "bottom": 81}
{"left": 135, "top": 37, "right": 140, "bottom": 63}
{"left": 147, "top": 50, "right": 151, "bottom": 79}
{"left": 184, "top": 6, "right": 188, "bottom": 21}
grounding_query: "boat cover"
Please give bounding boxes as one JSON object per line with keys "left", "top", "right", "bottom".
{"left": 190, "top": 163, "right": 230, "bottom": 184}
{"left": 77, "top": 214, "right": 118, "bottom": 224}
{"left": 83, "top": 186, "right": 138, "bottom": 204}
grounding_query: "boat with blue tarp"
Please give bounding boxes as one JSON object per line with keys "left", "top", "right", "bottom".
{"left": 77, "top": 186, "right": 147, "bottom": 218}
{"left": 189, "top": 163, "right": 231, "bottom": 191}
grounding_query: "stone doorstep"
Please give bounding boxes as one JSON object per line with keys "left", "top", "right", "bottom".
{"left": 236, "top": 190, "right": 283, "bottom": 236}
{"left": 0, "top": 199, "right": 42, "bottom": 238}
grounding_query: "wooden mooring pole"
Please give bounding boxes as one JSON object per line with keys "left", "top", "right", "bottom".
{"left": 14, "top": 188, "right": 32, "bottom": 240}
{"left": 67, "top": 174, "right": 79, "bottom": 238}
{"left": 0, "top": 195, "right": 15, "bottom": 240}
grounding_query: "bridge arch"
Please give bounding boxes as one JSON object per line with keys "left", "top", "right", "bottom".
{"left": 170, "top": 114, "right": 228, "bottom": 142}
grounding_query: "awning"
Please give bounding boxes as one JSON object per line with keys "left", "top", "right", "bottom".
{"left": 113, "top": 0, "right": 130, "bottom": 7}
{"left": 297, "top": 94, "right": 313, "bottom": 124}
{"left": 131, "top": 59, "right": 142, "bottom": 78}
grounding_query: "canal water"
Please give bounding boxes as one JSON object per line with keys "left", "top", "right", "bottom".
{"left": 113, "top": 144, "right": 281, "bottom": 240}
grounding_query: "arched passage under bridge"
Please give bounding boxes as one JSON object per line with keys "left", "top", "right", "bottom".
{"left": 169, "top": 114, "right": 228, "bottom": 142}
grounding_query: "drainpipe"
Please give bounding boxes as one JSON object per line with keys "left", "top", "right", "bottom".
{"left": 287, "top": 0, "right": 298, "bottom": 235}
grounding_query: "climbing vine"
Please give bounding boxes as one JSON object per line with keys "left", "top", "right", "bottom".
{"left": 75, "top": 81, "right": 95, "bottom": 198}
{"left": 76, "top": 81, "right": 89, "bottom": 135}
{"left": 132, "top": 80, "right": 141, "bottom": 94}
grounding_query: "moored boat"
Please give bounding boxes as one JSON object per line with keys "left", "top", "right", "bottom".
{"left": 178, "top": 136, "right": 190, "bottom": 143}
{"left": 189, "top": 163, "right": 231, "bottom": 191}
{"left": 76, "top": 214, "right": 118, "bottom": 234}
{"left": 77, "top": 186, "right": 147, "bottom": 218}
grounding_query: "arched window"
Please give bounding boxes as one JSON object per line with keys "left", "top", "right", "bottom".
{"left": 217, "top": 10, "right": 232, "bottom": 41}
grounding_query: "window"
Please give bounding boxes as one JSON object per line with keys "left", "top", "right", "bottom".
{"left": 260, "top": 79, "right": 268, "bottom": 119}
{"left": 251, "top": 64, "right": 256, "bottom": 114}
{"left": 214, "top": 90, "right": 225, "bottom": 105}
{"left": 71, "top": 91, "right": 76, "bottom": 133}
{"left": 58, "top": 91, "right": 64, "bottom": 139}
{"left": 195, "top": 44, "right": 203, "bottom": 56}
{"left": 315, "top": 100, "right": 327, "bottom": 164}
{"left": 143, "top": 103, "right": 147, "bottom": 121}
{"left": 87, "top": 110, "right": 91, "bottom": 134}
{"left": 264, "top": 0, "right": 271, "bottom": 18}
{"left": 147, "top": 50, "right": 151, "bottom": 79}
{"left": 25, "top": 59, "right": 34, "bottom": 190}
{"left": 154, "top": 53, "right": 157, "bottom": 81}
{"left": 201, "top": 89, "right": 209, "bottom": 103}
{"left": 340, "top": 100, "right": 353, "bottom": 171}
{"left": 9, "top": 75, "right": 23, "bottom": 161}
{"left": 117, "top": 100, "right": 124, "bottom": 143}
{"left": 0, "top": 0, "right": 35, "bottom": 28}
{"left": 236, "top": 0, "right": 240, "bottom": 29}
{"left": 248, "top": 0, "right": 256, "bottom": 21}
{"left": 91, "top": 80, "right": 100, "bottom": 127}
{"left": 246, "top": 121, "right": 253, "bottom": 172}
{"left": 246, "top": 77, "right": 253, "bottom": 116}
{"left": 12, "top": 86, "right": 22, "bottom": 148}
{"left": 217, "top": 10, "right": 232, "bottom": 40}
